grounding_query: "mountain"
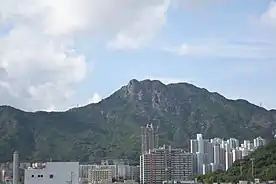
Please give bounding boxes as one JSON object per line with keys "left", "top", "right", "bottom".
{"left": 196, "top": 140, "right": 276, "bottom": 182}
{"left": 0, "top": 79, "right": 276, "bottom": 163}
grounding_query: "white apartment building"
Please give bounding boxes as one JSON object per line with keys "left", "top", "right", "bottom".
{"left": 253, "top": 137, "right": 266, "bottom": 148}
{"left": 24, "top": 162, "right": 79, "bottom": 184}
{"left": 213, "top": 144, "right": 220, "bottom": 166}
{"left": 242, "top": 140, "right": 252, "bottom": 149}
{"left": 190, "top": 140, "right": 198, "bottom": 153}
{"left": 232, "top": 149, "right": 242, "bottom": 163}
{"left": 196, "top": 153, "right": 204, "bottom": 174}
{"left": 227, "top": 138, "right": 239, "bottom": 149}
{"left": 225, "top": 151, "right": 233, "bottom": 171}
{"left": 190, "top": 134, "right": 266, "bottom": 174}
{"left": 210, "top": 138, "right": 223, "bottom": 145}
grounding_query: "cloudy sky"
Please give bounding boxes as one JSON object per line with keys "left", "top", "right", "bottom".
{"left": 0, "top": 0, "right": 276, "bottom": 111}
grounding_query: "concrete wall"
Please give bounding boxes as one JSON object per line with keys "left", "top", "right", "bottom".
{"left": 24, "top": 162, "right": 79, "bottom": 184}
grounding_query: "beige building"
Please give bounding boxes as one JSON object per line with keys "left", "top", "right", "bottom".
{"left": 88, "top": 168, "right": 112, "bottom": 184}
{"left": 79, "top": 164, "right": 139, "bottom": 182}
{"left": 80, "top": 165, "right": 116, "bottom": 181}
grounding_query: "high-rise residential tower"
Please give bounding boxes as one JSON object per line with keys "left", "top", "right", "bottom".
{"left": 253, "top": 137, "right": 266, "bottom": 148}
{"left": 197, "top": 134, "right": 204, "bottom": 154}
{"left": 13, "top": 151, "right": 19, "bottom": 184}
{"left": 141, "top": 123, "right": 158, "bottom": 154}
{"left": 140, "top": 145, "right": 193, "bottom": 184}
{"left": 227, "top": 138, "right": 239, "bottom": 149}
{"left": 190, "top": 139, "right": 198, "bottom": 153}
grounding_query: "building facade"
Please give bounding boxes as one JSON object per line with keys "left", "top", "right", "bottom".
{"left": 80, "top": 165, "right": 116, "bottom": 182}
{"left": 141, "top": 123, "right": 158, "bottom": 154}
{"left": 253, "top": 137, "right": 266, "bottom": 148}
{"left": 190, "top": 134, "right": 266, "bottom": 174}
{"left": 88, "top": 168, "right": 112, "bottom": 184}
{"left": 24, "top": 162, "right": 79, "bottom": 184}
{"left": 140, "top": 145, "right": 193, "bottom": 184}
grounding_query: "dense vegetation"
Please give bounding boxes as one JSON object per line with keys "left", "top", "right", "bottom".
{"left": 196, "top": 140, "right": 276, "bottom": 183}
{"left": 0, "top": 79, "right": 276, "bottom": 163}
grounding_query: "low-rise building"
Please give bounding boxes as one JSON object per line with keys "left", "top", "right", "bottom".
{"left": 24, "top": 162, "right": 79, "bottom": 184}
{"left": 88, "top": 168, "right": 112, "bottom": 184}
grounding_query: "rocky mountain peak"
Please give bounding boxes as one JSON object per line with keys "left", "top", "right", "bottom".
{"left": 0, "top": 79, "right": 275, "bottom": 163}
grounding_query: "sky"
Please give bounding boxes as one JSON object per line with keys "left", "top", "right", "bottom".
{"left": 0, "top": 0, "right": 276, "bottom": 111}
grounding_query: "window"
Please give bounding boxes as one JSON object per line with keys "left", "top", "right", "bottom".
{"left": 41, "top": 175, "right": 43, "bottom": 178}
{"left": 49, "top": 174, "right": 54, "bottom": 179}
{"left": 31, "top": 175, "right": 34, "bottom": 178}
{"left": 38, "top": 175, "right": 40, "bottom": 178}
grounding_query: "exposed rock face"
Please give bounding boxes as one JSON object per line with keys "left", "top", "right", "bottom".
{"left": 0, "top": 79, "right": 275, "bottom": 163}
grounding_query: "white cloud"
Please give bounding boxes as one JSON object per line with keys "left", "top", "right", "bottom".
{"left": 174, "top": 0, "right": 227, "bottom": 10}
{"left": 166, "top": 40, "right": 276, "bottom": 59}
{"left": 260, "top": 1, "right": 276, "bottom": 28}
{"left": 88, "top": 93, "right": 102, "bottom": 104}
{"left": 107, "top": 0, "right": 170, "bottom": 49}
{"left": 105, "top": 0, "right": 227, "bottom": 50}
{"left": 0, "top": 0, "right": 171, "bottom": 41}
{"left": 0, "top": 25, "right": 87, "bottom": 111}
{"left": 0, "top": 0, "right": 173, "bottom": 111}
{"left": 166, "top": 1, "right": 276, "bottom": 59}
{"left": 78, "top": 93, "right": 102, "bottom": 107}
{"left": 0, "top": 0, "right": 235, "bottom": 111}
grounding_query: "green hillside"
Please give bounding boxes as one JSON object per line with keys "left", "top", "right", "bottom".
{"left": 0, "top": 79, "right": 275, "bottom": 163}
{"left": 196, "top": 140, "right": 276, "bottom": 183}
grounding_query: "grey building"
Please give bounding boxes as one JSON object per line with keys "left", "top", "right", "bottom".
{"left": 141, "top": 123, "right": 159, "bottom": 154}
{"left": 140, "top": 145, "right": 193, "bottom": 184}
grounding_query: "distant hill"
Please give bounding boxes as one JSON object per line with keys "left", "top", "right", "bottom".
{"left": 196, "top": 140, "right": 276, "bottom": 182}
{"left": 0, "top": 79, "right": 276, "bottom": 163}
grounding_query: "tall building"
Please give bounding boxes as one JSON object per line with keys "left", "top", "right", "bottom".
{"left": 225, "top": 152, "right": 233, "bottom": 171}
{"left": 190, "top": 139, "right": 198, "bottom": 153}
{"left": 191, "top": 153, "right": 198, "bottom": 174}
{"left": 190, "top": 134, "right": 266, "bottom": 174}
{"left": 202, "top": 164, "right": 209, "bottom": 175}
{"left": 196, "top": 153, "right": 204, "bottom": 174}
{"left": 197, "top": 134, "right": 204, "bottom": 154}
{"left": 232, "top": 149, "right": 242, "bottom": 163}
{"left": 13, "top": 151, "right": 19, "bottom": 184}
{"left": 196, "top": 134, "right": 204, "bottom": 174}
{"left": 253, "top": 137, "right": 266, "bottom": 148}
{"left": 140, "top": 145, "right": 193, "bottom": 184}
{"left": 219, "top": 146, "right": 226, "bottom": 171}
{"left": 227, "top": 138, "right": 239, "bottom": 149}
{"left": 211, "top": 138, "right": 223, "bottom": 145}
{"left": 242, "top": 140, "right": 251, "bottom": 149}
{"left": 141, "top": 124, "right": 158, "bottom": 154}
{"left": 206, "top": 142, "right": 214, "bottom": 164}
{"left": 171, "top": 149, "right": 194, "bottom": 182}
{"left": 190, "top": 134, "right": 216, "bottom": 174}
{"left": 213, "top": 144, "right": 220, "bottom": 166}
